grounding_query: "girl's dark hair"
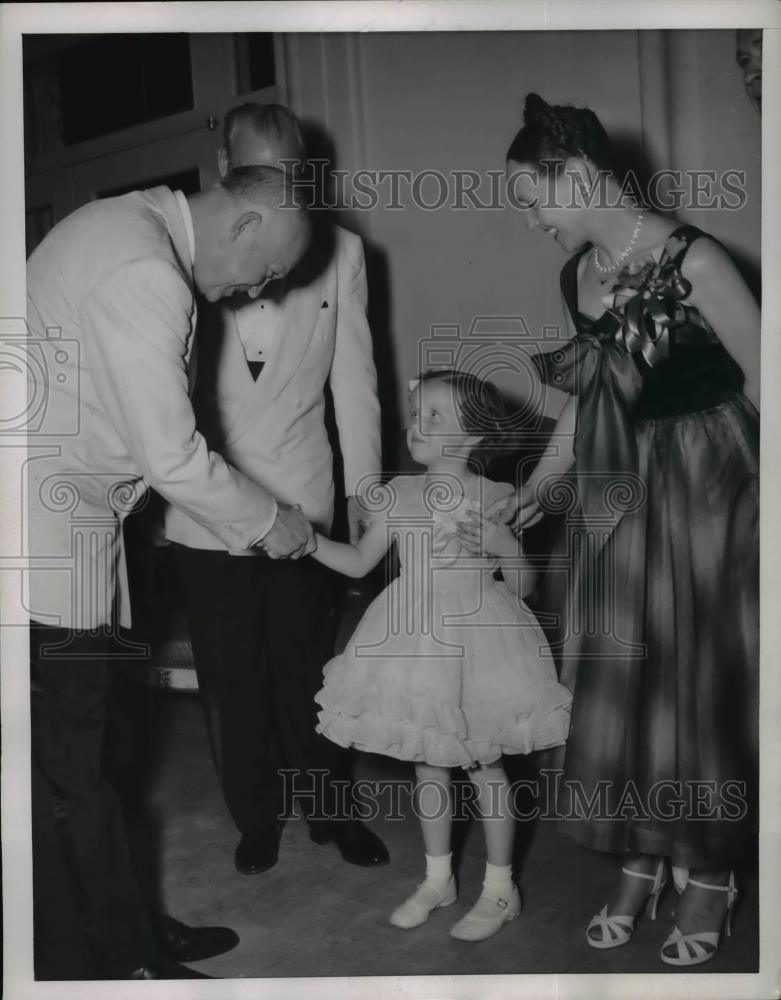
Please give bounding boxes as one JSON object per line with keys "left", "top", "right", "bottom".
{"left": 415, "top": 368, "right": 508, "bottom": 474}
{"left": 506, "top": 92, "right": 612, "bottom": 173}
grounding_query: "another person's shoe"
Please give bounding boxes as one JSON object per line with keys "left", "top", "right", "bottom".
{"left": 309, "top": 819, "right": 389, "bottom": 866}
{"left": 449, "top": 884, "right": 522, "bottom": 941}
{"left": 586, "top": 858, "right": 667, "bottom": 949}
{"left": 390, "top": 876, "right": 458, "bottom": 929}
{"left": 235, "top": 824, "right": 282, "bottom": 875}
{"left": 154, "top": 913, "right": 240, "bottom": 963}
{"left": 129, "top": 957, "right": 214, "bottom": 979}
{"left": 660, "top": 871, "right": 738, "bottom": 966}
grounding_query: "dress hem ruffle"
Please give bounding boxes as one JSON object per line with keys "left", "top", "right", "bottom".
{"left": 315, "top": 669, "right": 572, "bottom": 769}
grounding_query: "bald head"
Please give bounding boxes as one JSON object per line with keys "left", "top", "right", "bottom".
{"left": 220, "top": 163, "right": 305, "bottom": 208}
{"left": 219, "top": 103, "right": 306, "bottom": 176}
{"left": 189, "top": 163, "right": 310, "bottom": 303}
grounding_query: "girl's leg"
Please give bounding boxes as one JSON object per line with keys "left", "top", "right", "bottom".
{"left": 413, "top": 763, "right": 453, "bottom": 859}
{"left": 389, "top": 764, "right": 457, "bottom": 929}
{"left": 449, "top": 761, "right": 521, "bottom": 942}
{"left": 467, "top": 761, "right": 515, "bottom": 867}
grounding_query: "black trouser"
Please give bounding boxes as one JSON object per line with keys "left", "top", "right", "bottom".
{"left": 173, "top": 546, "right": 352, "bottom": 835}
{"left": 30, "top": 624, "right": 157, "bottom": 979}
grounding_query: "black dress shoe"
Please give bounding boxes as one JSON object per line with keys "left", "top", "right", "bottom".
{"left": 235, "top": 825, "right": 281, "bottom": 875}
{"left": 155, "top": 913, "right": 240, "bottom": 963}
{"left": 310, "top": 819, "right": 390, "bottom": 866}
{"left": 130, "top": 957, "right": 214, "bottom": 979}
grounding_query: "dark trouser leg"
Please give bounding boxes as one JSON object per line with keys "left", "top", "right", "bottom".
{"left": 31, "top": 757, "right": 93, "bottom": 979}
{"left": 259, "top": 557, "right": 353, "bottom": 823}
{"left": 104, "top": 634, "right": 169, "bottom": 916}
{"left": 173, "top": 545, "right": 284, "bottom": 833}
{"left": 30, "top": 624, "right": 156, "bottom": 979}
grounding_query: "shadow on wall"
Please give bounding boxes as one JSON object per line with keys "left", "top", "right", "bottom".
{"left": 611, "top": 131, "right": 761, "bottom": 301}
{"left": 610, "top": 131, "right": 659, "bottom": 212}
{"left": 302, "top": 118, "right": 402, "bottom": 472}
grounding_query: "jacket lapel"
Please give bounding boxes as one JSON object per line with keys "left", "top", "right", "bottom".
{"left": 217, "top": 305, "right": 268, "bottom": 442}
{"left": 263, "top": 282, "right": 322, "bottom": 400}
{"left": 223, "top": 284, "right": 324, "bottom": 446}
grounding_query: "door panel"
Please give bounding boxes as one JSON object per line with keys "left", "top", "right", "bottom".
{"left": 24, "top": 31, "right": 287, "bottom": 241}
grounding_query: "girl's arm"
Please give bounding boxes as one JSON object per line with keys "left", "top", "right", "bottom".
{"left": 312, "top": 518, "right": 391, "bottom": 578}
{"left": 682, "top": 236, "right": 760, "bottom": 409}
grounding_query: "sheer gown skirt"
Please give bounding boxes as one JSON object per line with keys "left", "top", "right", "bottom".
{"left": 543, "top": 395, "right": 758, "bottom": 870}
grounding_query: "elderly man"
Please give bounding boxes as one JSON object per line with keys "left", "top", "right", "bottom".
{"left": 27, "top": 165, "right": 311, "bottom": 979}
{"left": 166, "top": 104, "right": 389, "bottom": 875}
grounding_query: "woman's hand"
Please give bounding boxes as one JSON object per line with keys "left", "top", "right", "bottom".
{"left": 485, "top": 484, "right": 543, "bottom": 530}
{"left": 457, "top": 511, "right": 520, "bottom": 557}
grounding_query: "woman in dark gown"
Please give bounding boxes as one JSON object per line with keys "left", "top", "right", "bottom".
{"left": 498, "top": 94, "right": 759, "bottom": 966}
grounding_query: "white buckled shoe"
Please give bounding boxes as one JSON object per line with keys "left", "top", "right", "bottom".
{"left": 449, "top": 885, "right": 522, "bottom": 941}
{"left": 389, "top": 876, "right": 457, "bottom": 929}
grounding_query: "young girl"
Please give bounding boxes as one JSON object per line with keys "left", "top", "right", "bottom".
{"left": 311, "top": 369, "right": 572, "bottom": 942}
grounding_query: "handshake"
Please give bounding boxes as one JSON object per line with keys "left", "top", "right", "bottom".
{"left": 252, "top": 495, "right": 366, "bottom": 559}
{"left": 255, "top": 502, "right": 317, "bottom": 560}
{"left": 253, "top": 496, "right": 366, "bottom": 559}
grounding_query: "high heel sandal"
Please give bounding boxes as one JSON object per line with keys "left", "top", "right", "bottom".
{"left": 586, "top": 858, "right": 667, "bottom": 949}
{"left": 660, "top": 871, "right": 737, "bottom": 966}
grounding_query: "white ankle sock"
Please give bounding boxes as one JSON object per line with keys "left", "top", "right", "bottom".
{"left": 482, "top": 862, "right": 513, "bottom": 897}
{"left": 425, "top": 852, "right": 453, "bottom": 887}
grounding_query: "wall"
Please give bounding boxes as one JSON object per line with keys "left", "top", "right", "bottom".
{"left": 283, "top": 29, "right": 761, "bottom": 458}
{"left": 665, "top": 31, "right": 761, "bottom": 288}
{"left": 24, "top": 30, "right": 762, "bottom": 464}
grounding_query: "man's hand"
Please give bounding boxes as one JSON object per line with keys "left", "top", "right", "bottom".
{"left": 257, "top": 503, "right": 316, "bottom": 559}
{"left": 346, "top": 494, "right": 367, "bottom": 545}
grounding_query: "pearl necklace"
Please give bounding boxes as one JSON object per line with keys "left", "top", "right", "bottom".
{"left": 592, "top": 211, "right": 645, "bottom": 274}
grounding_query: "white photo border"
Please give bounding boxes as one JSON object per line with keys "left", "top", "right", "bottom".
{"left": 2, "top": 3, "right": 779, "bottom": 999}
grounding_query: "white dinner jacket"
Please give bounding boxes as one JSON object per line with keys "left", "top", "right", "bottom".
{"left": 165, "top": 225, "right": 381, "bottom": 550}
{"left": 26, "top": 187, "right": 279, "bottom": 630}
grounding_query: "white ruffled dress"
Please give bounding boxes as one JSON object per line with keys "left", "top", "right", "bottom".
{"left": 315, "top": 475, "right": 572, "bottom": 768}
